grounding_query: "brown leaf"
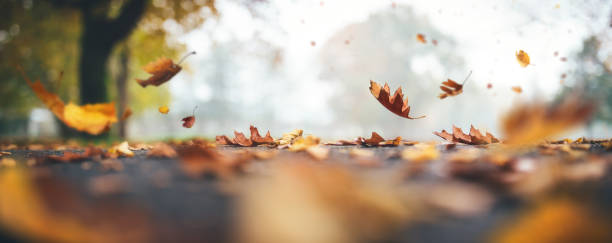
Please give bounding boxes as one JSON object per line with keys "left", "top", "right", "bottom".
{"left": 181, "top": 116, "right": 195, "bottom": 128}
{"left": 136, "top": 52, "right": 195, "bottom": 87}
{"left": 439, "top": 71, "right": 471, "bottom": 99}
{"left": 369, "top": 80, "right": 425, "bottom": 119}
{"left": 516, "top": 50, "right": 530, "bottom": 67}
{"left": 358, "top": 132, "right": 384, "bottom": 146}
{"left": 146, "top": 143, "right": 177, "bottom": 158}
{"left": 215, "top": 135, "right": 236, "bottom": 145}
{"left": 178, "top": 144, "right": 248, "bottom": 179}
{"left": 233, "top": 131, "right": 253, "bottom": 147}
{"left": 434, "top": 125, "right": 499, "bottom": 145}
{"left": 249, "top": 125, "right": 274, "bottom": 144}
{"left": 512, "top": 86, "right": 523, "bottom": 93}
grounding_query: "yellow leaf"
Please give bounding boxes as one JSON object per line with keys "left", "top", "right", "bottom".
{"left": 516, "top": 50, "right": 530, "bottom": 67}
{"left": 158, "top": 105, "right": 169, "bottom": 114}
{"left": 63, "top": 103, "right": 118, "bottom": 135}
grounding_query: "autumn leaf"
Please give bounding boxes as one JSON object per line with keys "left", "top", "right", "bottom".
{"left": 487, "top": 83, "right": 493, "bottom": 89}
{"left": 516, "top": 50, "right": 530, "bottom": 67}
{"left": 512, "top": 86, "right": 523, "bottom": 93}
{"left": 181, "top": 106, "right": 198, "bottom": 128}
{"left": 178, "top": 144, "right": 249, "bottom": 179}
{"left": 19, "top": 68, "right": 117, "bottom": 135}
{"left": 416, "top": 33, "right": 426, "bottom": 43}
{"left": 276, "top": 129, "right": 303, "bottom": 146}
{"left": 501, "top": 96, "right": 595, "bottom": 145}
{"left": 434, "top": 125, "right": 500, "bottom": 145}
{"left": 356, "top": 132, "right": 403, "bottom": 147}
{"left": 369, "top": 80, "right": 425, "bottom": 119}
{"left": 108, "top": 141, "right": 134, "bottom": 158}
{"left": 216, "top": 125, "right": 276, "bottom": 147}
{"left": 158, "top": 105, "right": 169, "bottom": 114}
{"left": 401, "top": 143, "right": 439, "bottom": 162}
{"left": 288, "top": 135, "right": 320, "bottom": 151}
{"left": 438, "top": 71, "right": 472, "bottom": 99}
{"left": 146, "top": 143, "right": 177, "bottom": 158}
{"left": 136, "top": 51, "right": 195, "bottom": 87}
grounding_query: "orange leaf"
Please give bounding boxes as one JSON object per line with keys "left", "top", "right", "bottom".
{"left": 516, "top": 50, "right": 530, "bottom": 67}
{"left": 250, "top": 125, "right": 274, "bottom": 144}
{"left": 369, "top": 80, "right": 425, "bottom": 119}
{"left": 19, "top": 68, "right": 117, "bottom": 135}
{"left": 434, "top": 125, "right": 499, "bottom": 145}
{"left": 136, "top": 51, "right": 195, "bottom": 87}
{"left": 416, "top": 33, "right": 426, "bottom": 44}
{"left": 216, "top": 125, "right": 276, "bottom": 147}
{"left": 512, "top": 86, "right": 523, "bottom": 93}
{"left": 158, "top": 105, "right": 169, "bottom": 114}
{"left": 439, "top": 71, "right": 471, "bottom": 99}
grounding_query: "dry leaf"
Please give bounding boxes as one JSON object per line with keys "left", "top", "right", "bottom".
{"left": 1, "top": 158, "right": 17, "bottom": 168}
{"left": 357, "top": 132, "right": 384, "bottom": 146}
{"left": 439, "top": 71, "right": 471, "bottom": 99}
{"left": 516, "top": 50, "right": 530, "bottom": 67}
{"left": 181, "top": 116, "right": 195, "bottom": 128}
{"left": 276, "top": 129, "right": 304, "bottom": 146}
{"left": 487, "top": 83, "right": 493, "bottom": 89}
{"left": 434, "top": 125, "right": 499, "bottom": 145}
{"left": 416, "top": 33, "right": 426, "bottom": 43}
{"left": 19, "top": 68, "right": 117, "bottom": 135}
{"left": 502, "top": 96, "right": 595, "bottom": 144}
{"left": 216, "top": 126, "right": 276, "bottom": 146}
{"left": 178, "top": 144, "right": 248, "bottom": 179}
{"left": 47, "top": 147, "right": 104, "bottom": 163}
{"left": 158, "top": 105, "right": 169, "bottom": 114}
{"left": 511, "top": 86, "right": 523, "bottom": 93}
{"left": 146, "top": 143, "right": 177, "bottom": 158}
{"left": 369, "top": 80, "right": 425, "bottom": 119}
{"left": 136, "top": 52, "right": 195, "bottom": 87}
{"left": 108, "top": 141, "right": 134, "bottom": 158}
{"left": 289, "top": 135, "right": 320, "bottom": 152}
{"left": 0, "top": 151, "right": 12, "bottom": 157}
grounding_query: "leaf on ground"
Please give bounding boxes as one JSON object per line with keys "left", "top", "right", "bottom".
{"left": 178, "top": 144, "right": 249, "bottom": 179}
{"left": 305, "top": 146, "right": 330, "bottom": 161}
{"left": 400, "top": 143, "right": 439, "bottom": 162}
{"left": 19, "top": 68, "right": 117, "bottom": 135}
{"left": 216, "top": 126, "right": 276, "bottom": 147}
{"left": 356, "top": 132, "right": 403, "bottom": 147}
{"left": 136, "top": 52, "right": 195, "bottom": 87}
{"left": 434, "top": 125, "right": 500, "bottom": 145}
{"left": 146, "top": 143, "right": 177, "bottom": 158}
{"left": 276, "top": 129, "right": 303, "bottom": 146}
{"left": 369, "top": 80, "right": 425, "bottom": 119}
{"left": 501, "top": 96, "right": 595, "bottom": 144}
{"left": 47, "top": 147, "right": 105, "bottom": 163}
{"left": 158, "top": 105, "right": 169, "bottom": 114}
{"left": 516, "top": 50, "right": 530, "bottom": 67}
{"left": 108, "top": 141, "right": 134, "bottom": 158}
{"left": 288, "top": 135, "right": 320, "bottom": 151}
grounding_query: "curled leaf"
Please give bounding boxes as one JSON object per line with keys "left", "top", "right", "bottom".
{"left": 136, "top": 52, "right": 195, "bottom": 87}
{"left": 416, "top": 33, "right": 426, "bottom": 43}
{"left": 434, "top": 125, "right": 499, "bottom": 145}
{"left": 369, "top": 80, "right": 425, "bottom": 119}
{"left": 438, "top": 71, "right": 471, "bottom": 99}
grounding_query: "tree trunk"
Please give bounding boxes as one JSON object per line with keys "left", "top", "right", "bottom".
{"left": 117, "top": 45, "right": 130, "bottom": 139}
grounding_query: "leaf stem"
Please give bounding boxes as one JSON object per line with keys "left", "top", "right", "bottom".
{"left": 462, "top": 70, "right": 473, "bottom": 85}
{"left": 177, "top": 51, "right": 197, "bottom": 65}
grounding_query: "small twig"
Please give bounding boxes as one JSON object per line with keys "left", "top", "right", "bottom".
{"left": 177, "top": 51, "right": 197, "bottom": 65}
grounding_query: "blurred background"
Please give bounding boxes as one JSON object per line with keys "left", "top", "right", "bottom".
{"left": 1, "top": 0, "right": 612, "bottom": 141}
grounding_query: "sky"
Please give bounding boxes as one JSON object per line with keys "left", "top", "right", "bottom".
{"left": 125, "top": 0, "right": 612, "bottom": 140}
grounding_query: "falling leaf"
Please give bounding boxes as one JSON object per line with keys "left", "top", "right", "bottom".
{"left": 432, "top": 39, "right": 438, "bottom": 46}
{"left": 344, "top": 40, "right": 350, "bottom": 45}
{"left": 516, "top": 50, "right": 530, "bottom": 67}
{"left": 511, "top": 86, "right": 523, "bottom": 93}
{"left": 553, "top": 51, "right": 559, "bottom": 56}
{"left": 369, "top": 80, "right": 425, "bottom": 119}
{"left": 120, "top": 108, "right": 132, "bottom": 121}
{"left": 310, "top": 41, "right": 316, "bottom": 46}
{"left": 19, "top": 68, "right": 117, "bottom": 135}
{"left": 434, "top": 125, "right": 499, "bottom": 145}
{"left": 487, "top": 83, "right": 493, "bottom": 89}
{"left": 501, "top": 96, "right": 595, "bottom": 144}
{"left": 136, "top": 51, "right": 195, "bottom": 87}
{"left": 560, "top": 57, "right": 567, "bottom": 62}
{"left": 416, "top": 33, "right": 426, "bottom": 43}
{"left": 158, "top": 105, "right": 169, "bottom": 114}
{"left": 439, "top": 71, "right": 471, "bottom": 99}
{"left": 181, "top": 106, "right": 198, "bottom": 128}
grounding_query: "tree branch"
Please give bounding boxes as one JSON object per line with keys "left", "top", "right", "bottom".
{"left": 107, "top": 0, "right": 147, "bottom": 44}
